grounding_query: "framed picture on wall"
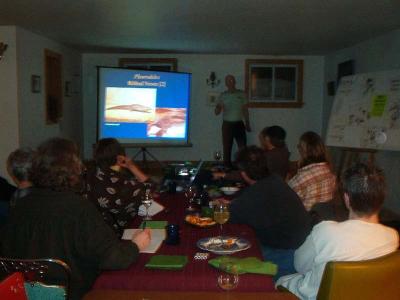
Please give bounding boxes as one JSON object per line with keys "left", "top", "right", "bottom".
{"left": 119, "top": 58, "right": 178, "bottom": 71}
{"left": 245, "top": 59, "right": 304, "bottom": 108}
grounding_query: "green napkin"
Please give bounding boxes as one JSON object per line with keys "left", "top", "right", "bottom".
{"left": 145, "top": 255, "right": 188, "bottom": 270}
{"left": 208, "top": 256, "right": 277, "bottom": 276}
{"left": 140, "top": 221, "right": 168, "bottom": 229}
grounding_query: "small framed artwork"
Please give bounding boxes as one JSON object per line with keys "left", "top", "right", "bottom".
{"left": 65, "top": 81, "right": 72, "bottom": 97}
{"left": 119, "top": 58, "right": 178, "bottom": 71}
{"left": 245, "top": 59, "right": 304, "bottom": 108}
{"left": 31, "top": 75, "right": 41, "bottom": 93}
{"left": 207, "top": 92, "right": 220, "bottom": 106}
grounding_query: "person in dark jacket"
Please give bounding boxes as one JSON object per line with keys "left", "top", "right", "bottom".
{"left": 229, "top": 146, "right": 312, "bottom": 279}
{"left": 0, "top": 175, "right": 15, "bottom": 224}
{"left": 1, "top": 137, "right": 151, "bottom": 299}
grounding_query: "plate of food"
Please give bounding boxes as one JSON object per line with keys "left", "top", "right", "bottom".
{"left": 197, "top": 236, "right": 251, "bottom": 255}
{"left": 220, "top": 186, "right": 240, "bottom": 195}
{"left": 185, "top": 215, "right": 216, "bottom": 227}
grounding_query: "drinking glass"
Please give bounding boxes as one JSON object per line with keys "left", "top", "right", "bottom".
{"left": 185, "top": 185, "right": 197, "bottom": 212}
{"left": 217, "top": 262, "right": 239, "bottom": 291}
{"left": 142, "top": 183, "right": 153, "bottom": 220}
{"left": 213, "top": 202, "right": 230, "bottom": 236}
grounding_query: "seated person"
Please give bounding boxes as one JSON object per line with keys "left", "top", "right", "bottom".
{"left": 277, "top": 163, "right": 399, "bottom": 300}
{"left": 7, "top": 147, "right": 35, "bottom": 205}
{"left": 288, "top": 131, "right": 336, "bottom": 211}
{"left": 213, "top": 125, "right": 290, "bottom": 181}
{"left": 229, "top": 146, "right": 312, "bottom": 278}
{"left": 0, "top": 176, "right": 16, "bottom": 202}
{"left": 84, "top": 138, "right": 149, "bottom": 235}
{"left": 0, "top": 176, "right": 15, "bottom": 223}
{"left": 259, "top": 125, "right": 290, "bottom": 179}
{"left": 0, "top": 137, "right": 151, "bottom": 300}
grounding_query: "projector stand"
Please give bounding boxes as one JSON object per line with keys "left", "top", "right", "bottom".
{"left": 133, "top": 147, "right": 165, "bottom": 169}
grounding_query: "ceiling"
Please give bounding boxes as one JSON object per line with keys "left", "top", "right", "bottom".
{"left": 1, "top": 0, "right": 400, "bottom": 54}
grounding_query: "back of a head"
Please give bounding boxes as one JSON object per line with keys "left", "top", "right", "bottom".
{"left": 342, "top": 163, "right": 385, "bottom": 216}
{"left": 7, "top": 147, "right": 35, "bottom": 183}
{"left": 298, "top": 131, "right": 330, "bottom": 167}
{"left": 31, "top": 137, "right": 81, "bottom": 191}
{"left": 235, "top": 145, "right": 270, "bottom": 181}
{"left": 260, "top": 125, "right": 286, "bottom": 148}
{"left": 94, "top": 138, "right": 125, "bottom": 169}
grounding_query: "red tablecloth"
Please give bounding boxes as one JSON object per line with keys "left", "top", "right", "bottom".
{"left": 93, "top": 193, "right": 275, "bottom": 292}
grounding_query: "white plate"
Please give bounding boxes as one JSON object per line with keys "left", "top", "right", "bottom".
{"left": 220, "top": 187, "right": 240, "bottom": 195}
{"left": 197, "top": 236, "right": 251, "bottom": 255}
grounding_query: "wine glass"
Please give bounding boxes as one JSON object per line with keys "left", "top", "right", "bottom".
{"left": 185, "top": 185, "right": 197, "bottom": 212}
{"left": 214, "top": 202, "right": 230, "bottom": 236}
{"left": 142, "top": 183, "right": 153, "bottom": 220}
{"left": 217, "top": 261, "right": 239, "bottom": 291}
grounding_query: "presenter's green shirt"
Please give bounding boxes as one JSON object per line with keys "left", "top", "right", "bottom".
{"left": 219, "top": 90, "right": 247, "bottom": 122}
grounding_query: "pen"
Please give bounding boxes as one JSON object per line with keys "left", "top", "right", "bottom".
{"left": 142, "top": 221, "right": 147, "bottom": 230}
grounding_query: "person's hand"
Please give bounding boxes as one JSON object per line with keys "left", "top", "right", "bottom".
{"left": 215, "top": 103, "right": 223, "bottom": 115}
{"left": 117, "top": 155, "right": 134, "bottom": 169}
{"left": 212, "top": 171, "right": 226, "bottom": 180}
{"left": 117, "top": 155, "right": 149, "bottom": 182}
{"left": 132, "top": 228, "right": 151, "bottom": 251}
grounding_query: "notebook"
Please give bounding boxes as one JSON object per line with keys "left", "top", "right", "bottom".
{"left": 122, "top": 228, "right": 166, "bottom": 253}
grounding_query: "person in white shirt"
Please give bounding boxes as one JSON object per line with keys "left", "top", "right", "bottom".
{"left": 276, "top": 163, "right": 399, "bottom": 300}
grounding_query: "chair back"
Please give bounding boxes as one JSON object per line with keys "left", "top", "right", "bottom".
{"left": 0, "top": 272, "right": 27, "bottom": 300}
{"left": 0, "top": 258, "right": 71, "bottom": 300}
{"left": 317, "top": 250, "right": 400, "bottom": 300}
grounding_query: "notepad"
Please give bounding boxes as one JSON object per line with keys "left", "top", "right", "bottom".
{"left": 138, "top": 201, "right": 165, "bottom": 217}
{"left": 139, "top": 220, "right": 168, "bottom": 229}
{"left": 122, "top": 229, "right": 166, "bottom": 253}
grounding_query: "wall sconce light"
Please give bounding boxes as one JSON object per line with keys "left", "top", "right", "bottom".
{"left": 0, "top": 43, "right": 8, "bottom": 61}
{"left": 206, "top": 71, "right": 220, "bottom": 88}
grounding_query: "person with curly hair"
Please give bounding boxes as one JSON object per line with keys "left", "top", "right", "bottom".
{"left": 1, "top": 137, "right": 151, "bottom": 299}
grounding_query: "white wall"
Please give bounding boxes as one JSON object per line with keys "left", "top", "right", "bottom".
{"left": 16, "top": 27, "right": 82, "bottom": 149}
{"left": 0, "top": 26, "right": 19, "bottom": 180}
{"left": 323, "top": 29, "right": 400, "bottom": 213}
{"left": 82, "top": 54, "right": 325, "bottom": 161}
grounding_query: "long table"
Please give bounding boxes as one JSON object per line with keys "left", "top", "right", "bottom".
{"left": 92, "top": 193, "right": 275, "bottom": 292}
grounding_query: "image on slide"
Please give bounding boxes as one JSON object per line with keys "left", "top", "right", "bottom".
{"left": 105, "top": 87, "right": 157, "bottom": 123}
{"left": 147, "top": 108, "right": 187, "bottom": 138}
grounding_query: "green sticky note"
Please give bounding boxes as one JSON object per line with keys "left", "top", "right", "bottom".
{"left": 370, "top": 95, "right": 387, "bottom": 117}
{"left": 140, "top": 220, "right": 168, "bottom": 229}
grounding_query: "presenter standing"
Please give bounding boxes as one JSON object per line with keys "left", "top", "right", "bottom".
{"left": 215, "top": 75, "right": 251, "bottom": 168}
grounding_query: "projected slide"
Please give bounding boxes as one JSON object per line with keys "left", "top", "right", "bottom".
{"left": 98, "top": 67, "right": 191, "bottom": 145}
{"left": 105, "top": 87, "right": 157, "bottom": 123}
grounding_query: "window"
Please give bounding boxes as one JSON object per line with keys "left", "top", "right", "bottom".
{"left": 245, "top": 59, "right": 303, "bottom": 108}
